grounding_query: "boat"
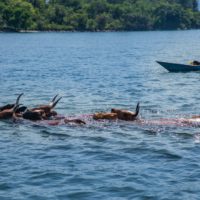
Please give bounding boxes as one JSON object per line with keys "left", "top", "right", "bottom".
{"left": 156, "top": 61, "right": 200, "bottom": 72}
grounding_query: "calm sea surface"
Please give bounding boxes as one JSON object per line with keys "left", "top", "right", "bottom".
{"left": 1, "top": 31, "right": 200, "bottom": 200}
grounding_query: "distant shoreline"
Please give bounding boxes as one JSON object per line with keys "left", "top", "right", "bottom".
{"left": 0, "top": 29, "right": 199, "bottom": 33}
{"left": 1, "top": 0, "right": 200, "bottom": 34}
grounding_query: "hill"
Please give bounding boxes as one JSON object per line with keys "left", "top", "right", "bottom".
{"left": 0, "top": 0, "right": 200, "bottom": 31}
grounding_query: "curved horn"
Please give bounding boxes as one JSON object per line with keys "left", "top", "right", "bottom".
{"left": 15, "top": 93, "right": 23, "bottom": 106}
{"left": 49, "top": 94, "right": 59, "bottom": 106}
{"left": 52, "top": 97, "right": 62, "bottom": 108}
{"left": 134, "top": 102, "right": 140, "bottom": 117}
{"left": 51, "top": 94, "right": 59, "bottom": 103}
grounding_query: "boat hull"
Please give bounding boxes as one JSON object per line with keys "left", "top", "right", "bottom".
{"left": 156, "top": 61, "right": 200, "bottom": 72}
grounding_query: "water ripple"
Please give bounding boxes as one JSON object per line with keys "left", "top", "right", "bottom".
{"left": 1, "top": 31, "right": 200, "bottom": 199}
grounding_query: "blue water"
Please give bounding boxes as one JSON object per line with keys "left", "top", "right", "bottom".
{"left": 1, "top": 31, "right": 200, "bottom": 200}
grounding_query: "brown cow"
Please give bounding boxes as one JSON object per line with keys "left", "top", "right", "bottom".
{"left": 111, "top": 102, "right": 140, "bottom": 121}
{"left": 0, "top": 93, "right": 23, "bottom": 120}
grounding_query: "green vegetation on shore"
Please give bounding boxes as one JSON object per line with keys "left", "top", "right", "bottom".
{"left": 0, "top": 0, "right": 200, "bottom": 31}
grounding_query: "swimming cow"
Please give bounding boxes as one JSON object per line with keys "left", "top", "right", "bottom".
{"left": 93, "top": 102, "right": 140, "bottom": 121}
{"left": 18, "top": 95, "right": 62, "bottom": 121}
{"left": 10, "top": 94, "right": 86, "bottom": 125}
{"left": 0, "top": 94, "right": 142, "bottom": 126}
{"left": 0, "top": 93, "right": 23, "bottom": 120}
{"left": 111, "top": 102, "right": 140, "bottom": 121}
{"left": 0, "top": 93, "right": 24, "bottom": 112}
{"left": 31, "top": 94, "right": 62, "bottom": 118}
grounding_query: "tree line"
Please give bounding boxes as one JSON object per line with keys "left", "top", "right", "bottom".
{"left": 0, "top": 0, "right": 200, "bottom": 31}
